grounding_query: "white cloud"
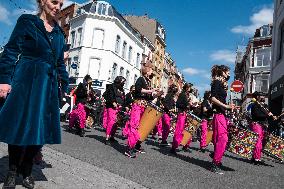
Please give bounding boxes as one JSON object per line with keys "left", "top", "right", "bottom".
{"left": 62, "top": 0, "right": 77, "bottom": 9}
{"left": 0, "top": 4, "right": 12, "bottom": 25}
{"left": 182, "top": 67, "right": 211, "bottom": 80}
{"left": 210, "top": 50, "right": 235, "bottom": 64}
{"left": 231, "top": 6, "right": 273, "bottom": 35}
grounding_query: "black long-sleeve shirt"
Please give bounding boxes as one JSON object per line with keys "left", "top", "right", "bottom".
{"left": 134, "top": 76, "right": 153, "bottom": 101}
{"left": 200, "top": 100, "right": 213, "bottom": 119}
{"left": 176, "top": 91, "right": 190, "bottom": 112}
{"left": 104, "top": 84, "right": 125, "bottom": 108}
{"left": 251, "top": 103, "right": 269, "bottom": 122}
{"left": 162, "top": 93, "right": 175, "bottom": 113}
{"left": 75, "top": 83, "right": 88, "bottom": 104}
{"left": 211, "top": 80, "right": 227, "bottom": 114}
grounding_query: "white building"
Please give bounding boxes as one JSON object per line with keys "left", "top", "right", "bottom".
{"left": 67, "top": 1, "right": 144, "bottom": 92}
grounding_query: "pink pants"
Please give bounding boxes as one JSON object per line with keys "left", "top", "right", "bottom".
{"left": 162, "top": 113, "right": 171, "bottom": 142}
{"left": 152, "top": 118, "right": 163, "bottom": 137}
{"left": 122, "top": 103, "right": 145, "bottom": 149}
{"left": 251, "top": 122, "right": 265, "bottom": 160}
{"left": 102, "top": 107, "right": 107, "bottom": 129}
{"left": 105, "top": 108, "right": 119, "bottom": 137}
{"left": 69, "top": 103, "right": 86, "bottom": 129}
{"left": 172, "top": 112, "right": 192, "bottom": 149}
{"left": 200, "top": 119, "right": 208, "bottom": 148}
{"left": 212, "top": 114, "right": 228, "bottom": 165}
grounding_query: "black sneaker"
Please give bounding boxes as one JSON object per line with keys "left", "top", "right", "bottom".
{"left": 182, "top": 146, "right": 192, "bottom": 153}
{"left": 2, "top": 170, "right": 16, "bottom": 189}
{"left": 109, "top": 137, "right": 118, "bottom": 143}
{"left": 160, "top": 141, "right": 170, "bottom": 147}
{"left": 135, "top": 147, "right": 146, "bottom": 154}
{"left": 200, "top": 147, "right": 206, "bottom": 153}
{"left": 79, "top": 129, "right": 85, "bottom": 137}
{"left": 254, "top": 159, "right": 265, "bottom": 165}
{"left": 105, "top": 140, "right": 111, "bottom": 145}
{"left": 210, "top": 163, "right": 224, "bottom": 175}
{"left": 22, "top": 176, "right": 35, "bottom": 189}
{"left": 124, "top": 149, "right": 136, "bottom": 158}
{"left": 209, "top": 152, "right": 214, "bottom": 159}
{"left": 170, "top": 148, "right": 178, "bottom": 156}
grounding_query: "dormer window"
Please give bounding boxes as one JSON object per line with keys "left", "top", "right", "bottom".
{"left": 98, "top": 3, "right": 107, "bottom": 15}
{"left": 260, "top": 25, "right": 271, "bottom": 37}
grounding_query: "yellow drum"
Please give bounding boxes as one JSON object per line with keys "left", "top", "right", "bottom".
{"left": 138, "top": 102, "right": 163, "bottom": 141}
{"left": 181, "top": 112, "right": 202, "bottom": 146}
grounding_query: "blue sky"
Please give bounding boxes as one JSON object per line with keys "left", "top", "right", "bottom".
{"left": 0, "top": 0, "right": 274, "bottom": 95}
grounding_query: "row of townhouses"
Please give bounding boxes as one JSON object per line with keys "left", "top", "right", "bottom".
{"left": 56, "top": 0, "right": 185, "bottom": 93}
{"left": 233, "top": 0, "right": 284, "bottom": 114}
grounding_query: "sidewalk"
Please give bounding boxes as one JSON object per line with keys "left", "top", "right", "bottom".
{"left": 0, "top": 143, "right": 146, "bottom": 189}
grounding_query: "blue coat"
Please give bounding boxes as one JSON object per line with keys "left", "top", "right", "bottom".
{"left": 0, "top": 14, "right": 69, "bottom": 145}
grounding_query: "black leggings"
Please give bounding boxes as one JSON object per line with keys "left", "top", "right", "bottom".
{"left": 8, "top": 145, "right": 42, "bottom": 178}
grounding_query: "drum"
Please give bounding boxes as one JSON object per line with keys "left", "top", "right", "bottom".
{"left": 227, "top": 125, "right": 258, "bottom": 159}
{"left": 206, "top": 119, "right": 213, "bottom": 145}
{"left": 138, "top": 102, "right": 163, "bottom": 141}
{"left": 181, "top": 112, "right": 202, "bottom": 146}
{"left": 263, "top": 134, "right": 284, "bottom": 162}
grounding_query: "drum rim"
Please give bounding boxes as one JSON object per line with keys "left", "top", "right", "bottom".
{"left": 147, "top": 102, "right": 163, "bottom": 113}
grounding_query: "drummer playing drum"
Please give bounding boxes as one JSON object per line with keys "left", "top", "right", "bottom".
{"left": 122, "top": 62, "right": 159, "bottom": 158}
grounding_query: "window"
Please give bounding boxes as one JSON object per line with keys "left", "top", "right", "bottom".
{"left": 92, "top": 28, "right": 105, "bottom": 49}
{"left": 77, "top": 28, "right": 82, "bottom": 46}
{"left": 128, "top": 46, "right": 132, "bottom": 63}
{"left": 254, "top": 74, "right": 269, "bottom": 93}
{"left": 122, "top": 41, "right": 127, "bottom": 59}
{"left": 136, "top": 53, "right": 141, "bottom": 68}
{"left": 88, "top": 58, "right": 101, "bottom": 80}
{"left": 125, "top": 70, "right": 130, "bottom": 88}
{"left": 255, "top": 48, "right": 271, "bottom": 67}
{"left": 260, "top": 25, "right": 270, "bottom": 37}
{"left": 115, "top": 35, "right": 121, "bottom": 53}
{"left": 70, "top": 31, "right": 75, "bottom": 48}
{"left": 278, "top": 25, "right": 284, "bottom": 61}
{"left": 119, "top": 67, "right": 124, "bottom": 77}
{"left": 98, "top": 3, "right": 107, "bottom": 15}
{"left": 111, "top": 63, "right": 117, "bottom": 81}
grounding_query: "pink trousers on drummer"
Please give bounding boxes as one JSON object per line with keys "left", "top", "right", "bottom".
{"left": 212, "top": 113, "right": 228, "bottom": 165}
{"left": 105, "top": 107, "right": 119, "bottom": 137}
{"left": 122, "top": 103, "right": 145, "bottom": 149}
{"left": 102, "top": 107, "right": 107, "bottom": 129}
{"left": 152, "top": 118, "right": 163, "bottom": 137}
{"left": 162, "top": 113, "right": 171, "bottom": 142}
{"left": 200, "top": 119, "right": 208, "bottom": 148}
{"left": 69, "top": 103, "right": 86, "bottom": 129}
{"left": 251, "top": 122, "right": 265, "bottom": 160}
{"left": 172, "top": 112, "right": 191, "bottom": 149}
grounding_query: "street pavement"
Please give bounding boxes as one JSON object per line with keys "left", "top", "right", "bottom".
{"left": 0, "top": 122, "right": 284, "bottom": 189}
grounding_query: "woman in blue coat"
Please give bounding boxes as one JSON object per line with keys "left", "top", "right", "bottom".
{"left": 0, "top": 0, "right": 68, "bottom": 188}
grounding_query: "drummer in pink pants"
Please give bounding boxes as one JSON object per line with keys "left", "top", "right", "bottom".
{"left": 104, "top": 76, "right": 126, "bottom": 145}
{"left": 160, "top": 85, "right": 178, "bottom": 146}
{"left": 199, "top": 91, "right": 213, "bottom": 152}
{"left": 123, "top": 64, "right": 157, "bottom": 158}
{"left": 170, "top": 83, "right": 193, "bottom": 155}
{"left": 250, "top": 91, "right": 276, "bottom": 165}
{"left": 210, "top": 65, "right": 234, "bottom": 174}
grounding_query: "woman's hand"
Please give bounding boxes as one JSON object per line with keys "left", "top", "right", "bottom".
{"left": 0, "top": 84, "right": 11, "bottom": 99}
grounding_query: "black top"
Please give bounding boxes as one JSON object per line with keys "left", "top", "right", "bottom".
{"left": 200, "top": 100, "right": 213, "bottom": 119}
{"left": 75, "top": 83, "right": 88, "bottom": 104}
{"left": 162, "top": 93, "right": 175, "bottom": 113}
{"left": 211, "top": 80, "right": 227, "bottom": 114}
{"left": 104, "top": 84, "right": 125, "bottom": 108}
{"left": 176, "top": 91, "right": 190, "bottom": 112}
{"left": 134, "top": 76, "right": 153, "bottom": 101}
{"left": 125, "top": 92, "right": 134, "bottom": 108}
{"left": 251, "top": 103, "right": 269, "bottom": 122}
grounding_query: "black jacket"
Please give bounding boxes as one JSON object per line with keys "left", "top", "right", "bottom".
{"left": 162, "top": 93, "right": 175, "bottom": 113}
{"left": 104, "top": 84, "right": 125, "bottom": 108}
{"left": 176, "top": 92, "right": 190, "bottom": 111}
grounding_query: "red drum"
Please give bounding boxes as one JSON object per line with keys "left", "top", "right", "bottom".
{"left": 227, "top": 125, "right": 258, "bottom": 159}
{"left": 263, "top": 134, "right": 284, "bottom": 162}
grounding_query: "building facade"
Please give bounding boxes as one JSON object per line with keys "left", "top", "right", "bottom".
{"left": 67, "top": 1, "right": 144, "bottom": 92}
{"left": 234, "top": 24, "right": 273, "bottom": 110}
{"left": 270, "top": 0, "right": 284, "bottom": 115}
{"left": 57, "top": 3, "right": 80, "bottom": 39}
{"left": 124, "top": 15, "right": 166, "bottom": 88}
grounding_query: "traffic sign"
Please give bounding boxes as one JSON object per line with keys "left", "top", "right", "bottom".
{"left": 231, "top": 80, "right": 244, "bottom": 93}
